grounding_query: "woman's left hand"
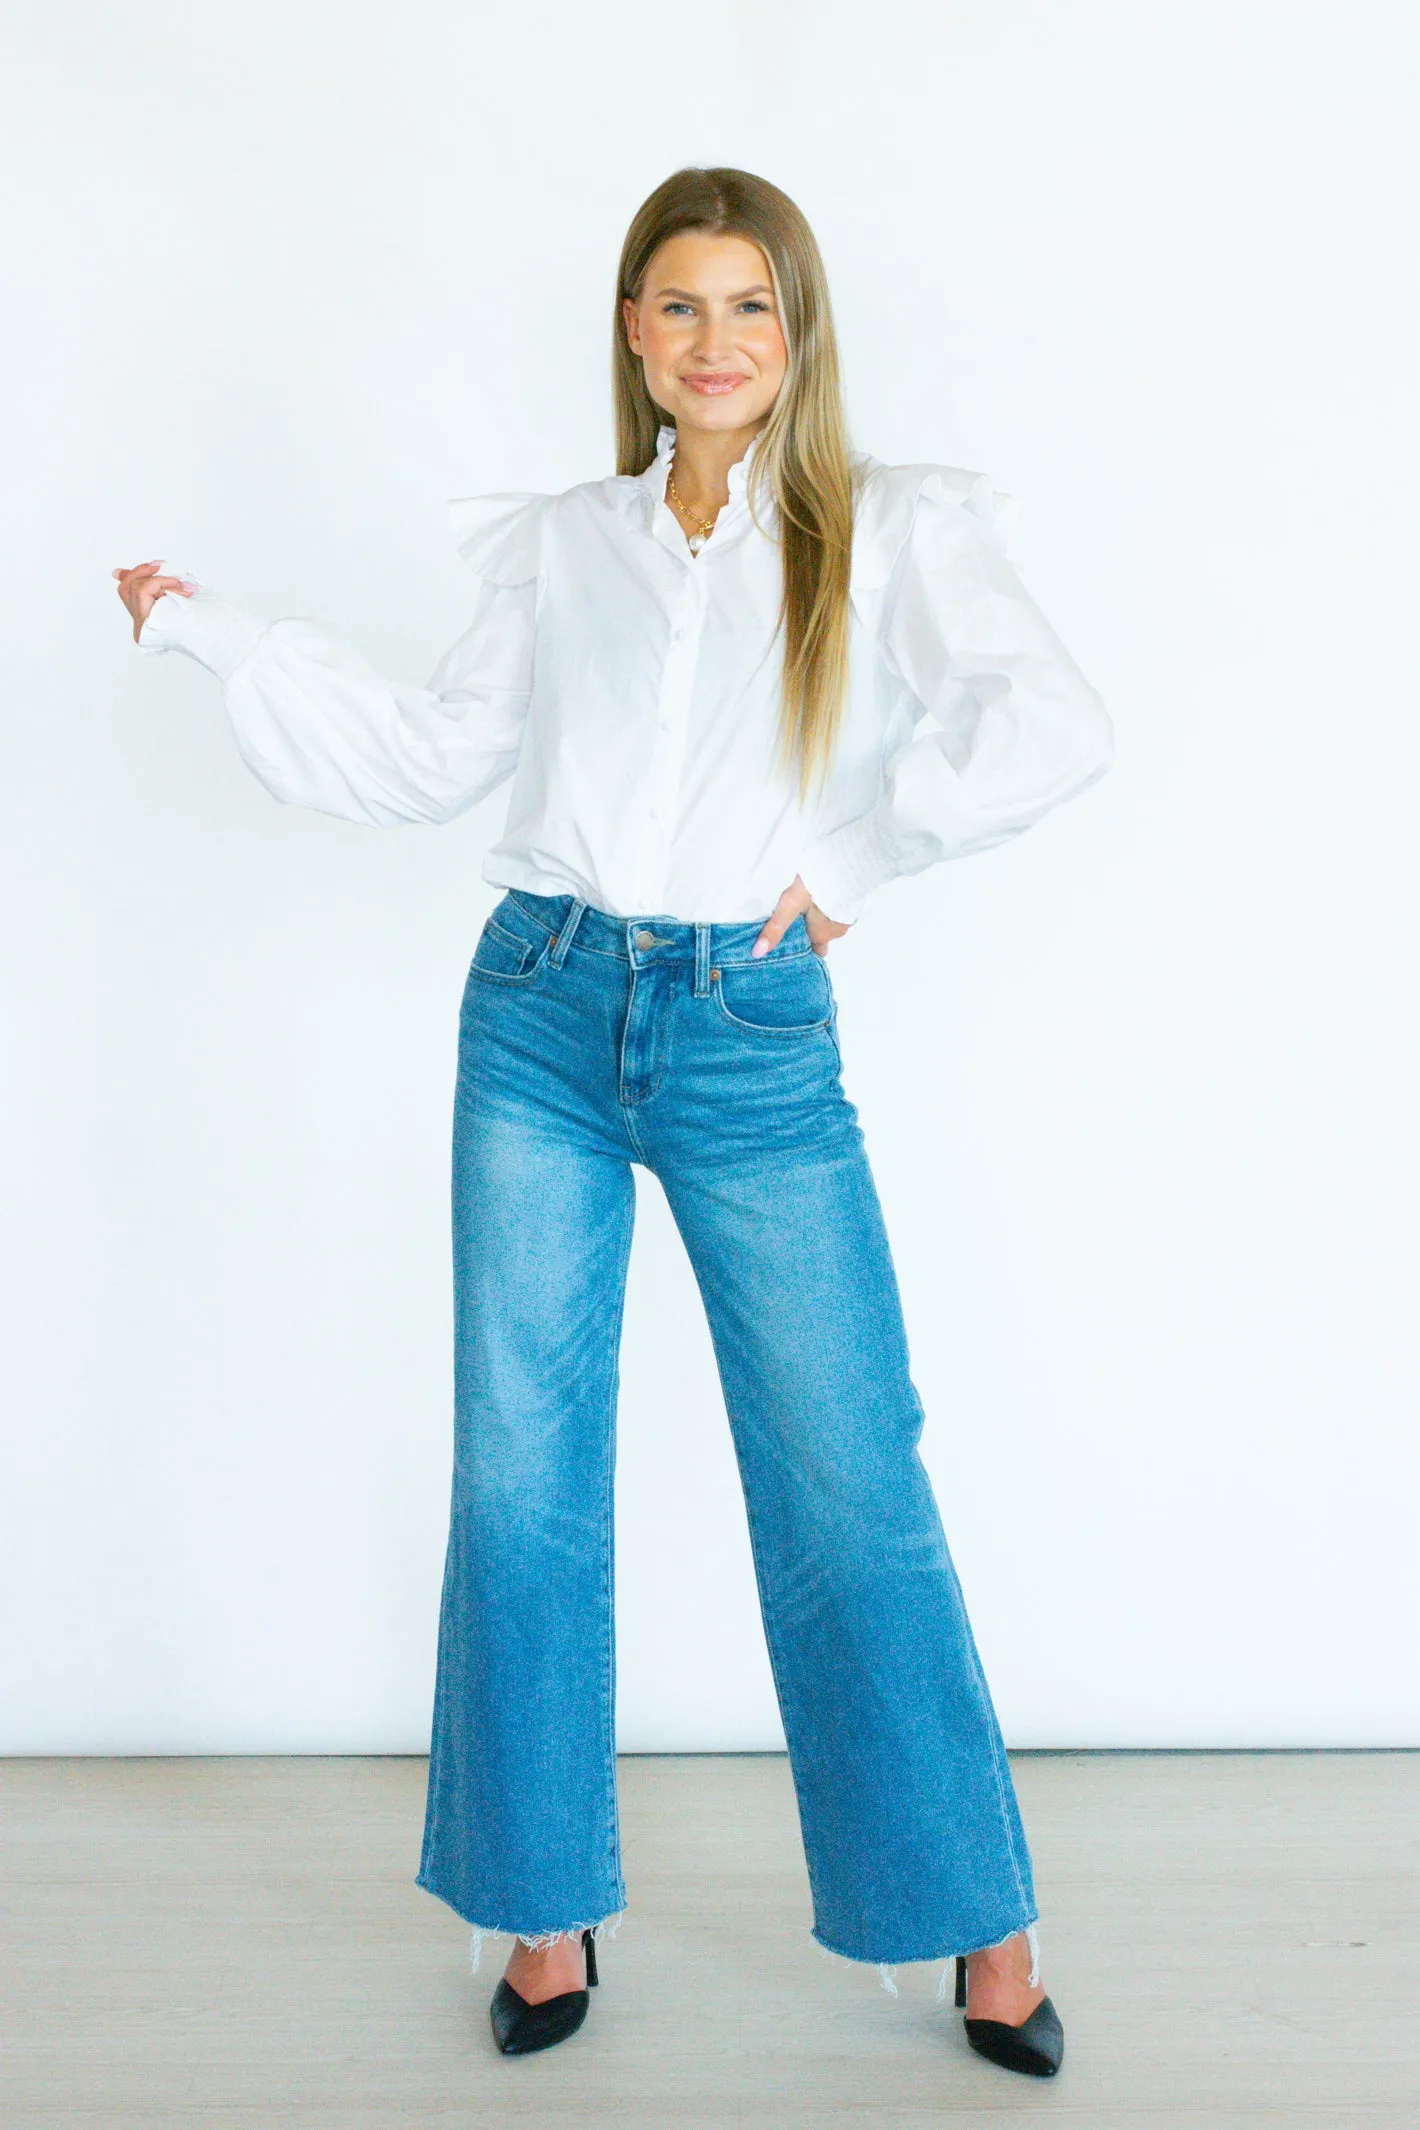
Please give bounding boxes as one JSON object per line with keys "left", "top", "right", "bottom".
{"left": 752, "top": 875, "right": 853, "bottom": 959}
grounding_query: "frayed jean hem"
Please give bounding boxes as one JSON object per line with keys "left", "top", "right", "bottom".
{"left": 812, "top": 1916, "right": 1041, "bottom": 1998}
{"left": 464, "top": 1912, "right": 625, "bottom": 1976}
{"left": 414, "top": 1870, "right": 626, "bottom": 1945}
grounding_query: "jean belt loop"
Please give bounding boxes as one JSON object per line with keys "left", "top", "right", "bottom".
{"left": 693, "top": 922, "right": 711, "bottom": 998}
{"left": 549, "top": 898, "right": 587, "bottom": 969}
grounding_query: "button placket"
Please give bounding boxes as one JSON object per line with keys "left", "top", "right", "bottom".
{"left": 634, "top": 578, "right": 705, "bottom": 907}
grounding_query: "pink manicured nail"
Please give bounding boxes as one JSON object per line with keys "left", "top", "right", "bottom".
{"left": 752, "top": 939, "right": 769, "bottom": 958}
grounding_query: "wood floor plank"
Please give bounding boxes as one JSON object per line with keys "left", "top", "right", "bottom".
{"left": 0, "top": 1752, "right": 1414, "bottom": 2124}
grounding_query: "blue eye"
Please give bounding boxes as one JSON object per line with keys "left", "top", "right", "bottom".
{"left": 740, "top": 300, "right": 770, "bottom": 313}
{"left": 662, "top": 302, "right": 694, "bottom": 316}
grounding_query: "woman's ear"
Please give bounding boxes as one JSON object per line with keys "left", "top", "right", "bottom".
{"left": 621, "top": 294, "right": 642, "bottom": 356}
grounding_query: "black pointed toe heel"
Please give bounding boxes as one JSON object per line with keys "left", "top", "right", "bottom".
{"left": 489, "top": 1927, "right": 599, "bottom": 2056}
{"left": 955, "top": 1953, "right": 1065, "bottom": 2078}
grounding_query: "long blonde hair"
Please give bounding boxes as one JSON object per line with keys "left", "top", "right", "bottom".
{"left": 613, "top": 167, "right": 855, "bottom": 806}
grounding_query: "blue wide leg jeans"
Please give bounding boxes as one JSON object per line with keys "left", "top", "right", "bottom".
{"left": 417, "top": 888, "right": 1039, "bottom": 1967}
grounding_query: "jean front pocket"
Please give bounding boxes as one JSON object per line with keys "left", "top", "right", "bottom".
{"left": 712, "top": 948, "right": 835, "bottom": 1035}
{"left": 468, "top": 899, "right": 554, "bottom": 985}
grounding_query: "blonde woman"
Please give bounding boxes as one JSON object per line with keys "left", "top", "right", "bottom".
{"left": 116, "top": 166, "right": 1112, "bottom": 2080}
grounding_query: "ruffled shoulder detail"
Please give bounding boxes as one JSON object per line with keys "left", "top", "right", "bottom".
{"left": 446, "top": 490, "right": 550, "bottom": 586}
{"left": 850, "top": 458, "right": 1019, "bottom": 596}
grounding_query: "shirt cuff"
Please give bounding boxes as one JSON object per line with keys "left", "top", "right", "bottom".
{"left": 136, "top": 575, "right": 269, "bottom": 682}
{"left": 796, "top": 809, "right": 900, "bottom": 925}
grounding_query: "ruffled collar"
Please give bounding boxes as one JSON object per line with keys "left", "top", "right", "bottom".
{"left": 645, "top": 423, "right": 762, "bottom": 498}
{"left": 635, "top": 424, "right": 767, "bottom": 559}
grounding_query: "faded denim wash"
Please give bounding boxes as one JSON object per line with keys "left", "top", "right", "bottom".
{"left": 417, "top": 888, "right": 1039, "bottom": 1967}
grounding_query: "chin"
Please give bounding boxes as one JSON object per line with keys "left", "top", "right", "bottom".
{"left": 674, "top": 396, "right": 762, "bottom": 429}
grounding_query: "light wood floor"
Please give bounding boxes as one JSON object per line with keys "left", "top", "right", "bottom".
{"left": 1, "top": 1751, "right": 1414, "bottom": 2127}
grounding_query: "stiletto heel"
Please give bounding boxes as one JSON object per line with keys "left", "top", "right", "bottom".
{"left": 957, "top": 1947, "right": 1065, "bottom": 2078}
{"left": 489, "top": 1928, "right": 598, "bottom": 2056}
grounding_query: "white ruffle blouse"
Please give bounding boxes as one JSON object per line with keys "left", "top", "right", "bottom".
{"left": 137, "top": 424, "right": 1113, "bottom": 924}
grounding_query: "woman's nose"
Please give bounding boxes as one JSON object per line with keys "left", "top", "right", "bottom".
{"left": 692, "top": 314, "right": 731, "bottom": 362}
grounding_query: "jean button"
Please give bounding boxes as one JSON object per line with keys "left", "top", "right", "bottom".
{"left": 634, "top": 928, "right": 657, "bottom": 950}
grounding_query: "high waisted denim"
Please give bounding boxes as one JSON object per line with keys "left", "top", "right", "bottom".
{"left": 416, "top": 888, "right": 1039, "bottom": 1968}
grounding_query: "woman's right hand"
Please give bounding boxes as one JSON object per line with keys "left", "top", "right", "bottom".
{"left": 113, "top": 559, "right": 194, "bottom": 644}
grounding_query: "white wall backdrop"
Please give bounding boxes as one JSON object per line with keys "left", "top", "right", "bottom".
{"left": 2, "top": 0, "right": 1416, "bottom": 1754}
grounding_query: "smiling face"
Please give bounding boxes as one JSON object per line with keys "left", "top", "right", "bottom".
{"left": 621, "top": 229, "right": 789, "bottom": 439}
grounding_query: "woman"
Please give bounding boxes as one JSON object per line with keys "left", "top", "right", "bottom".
{"left": 116, "top": 166, "right": 1112, "bottom": 2080}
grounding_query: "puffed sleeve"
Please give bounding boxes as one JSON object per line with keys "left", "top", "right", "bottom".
{"left": 795, "top": 465, "right": 1114, "bottom": 923}
{"left": 134, "top": 492, "right": 547, "bottom": 827}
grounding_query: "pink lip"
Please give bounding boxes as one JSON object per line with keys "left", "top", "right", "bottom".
{"left": 683, "top": 373, "right": 747, "bottom": 395}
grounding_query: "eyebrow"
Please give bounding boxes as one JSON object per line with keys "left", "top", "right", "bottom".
{"left": 651, "top": 284, "right": 774, "bottom": 302}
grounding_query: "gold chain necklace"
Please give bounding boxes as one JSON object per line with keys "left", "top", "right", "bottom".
{"left": 666, "top": 468, "right": 717, "bottom": 554}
